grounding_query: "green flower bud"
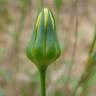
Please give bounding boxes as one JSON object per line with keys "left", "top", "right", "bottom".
{"left": 26, "top": 8, "right": 61, "bottom": 69}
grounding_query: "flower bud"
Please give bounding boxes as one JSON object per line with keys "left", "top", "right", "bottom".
{"left": 26, "top": 8, "right": 61, "bottom": 69}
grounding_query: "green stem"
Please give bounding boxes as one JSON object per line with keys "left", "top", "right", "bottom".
{"left": 72, "top": 30, "right": 96, "bottom": 96}
{"left": 89, "top": 32, "right": 96, "bottom": 55}
{"left": 39, "top": 68, "right": 46, "bottom": 96}
{"left": 72, "top": 81, "right": 81, "bottom": 96}
{"left": 80, "top": 82, "right": 89, "bottom": 96}
{"left": 72, "top": 81, "right": 89, "bottom": 96}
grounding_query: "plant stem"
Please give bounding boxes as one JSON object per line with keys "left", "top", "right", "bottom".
{"left": 72, "top": 81, "right": 80, "bottom": 96}
{"left": 72, "top": 29, "right": 96, "bottom": 96}
{"left": 89, "top": 32, "right": 96, "bottom": 55}
{"left": 80, "top": 30, "right": 96, "bottom": 96}
{"left": 80, "top": 82, "right": 89, "bottom": 96}
{"left": 39, "top": 68, "right": 46, "bottom": 96}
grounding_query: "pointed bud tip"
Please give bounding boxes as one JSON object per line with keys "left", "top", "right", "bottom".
{"left": 36, "top": 8, "right": 55, "bottom": 30}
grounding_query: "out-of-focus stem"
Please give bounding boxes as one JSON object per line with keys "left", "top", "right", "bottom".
{"left": 80, "top": 30, "right": 96, "bottom": 96}
{"left": 72, "top": 29, "right": 96, "bottom": 96}
{"left": 80, "top": 82, "right": 89, "bottom": 96}
{"left": 66, "top": 0, "right": 78, "bottom": 87}
{"left": 14, "top": 0, "right": 28, "bottom": 69}
{"left": 89, "top": 32, "right": 96, "bottom": 55}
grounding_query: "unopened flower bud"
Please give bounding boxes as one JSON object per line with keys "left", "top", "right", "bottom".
{"left": 26, "top": 8, "right": 61, "bottom": 69}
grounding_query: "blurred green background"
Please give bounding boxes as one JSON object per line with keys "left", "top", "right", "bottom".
{"left": 0, "top": 0, "right": 96, "bottom": 96}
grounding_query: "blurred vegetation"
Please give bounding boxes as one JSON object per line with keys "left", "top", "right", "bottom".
{"left": 54, "top": 0, "right": 62, "bottom": 11}
{"left": 0, "top": 0, "right": 96, "bottom": 96}
{"left": 0, "top": 0, "right": 12, "bottom": 32}
{"left": 0, "top": 88, "right": 6, "bottom": 96}
{"left": 0, "top": 48, "right": 5, "bottom": 62}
